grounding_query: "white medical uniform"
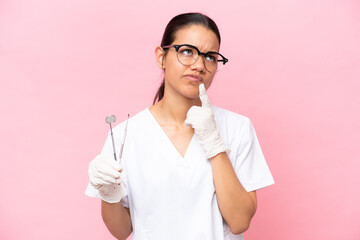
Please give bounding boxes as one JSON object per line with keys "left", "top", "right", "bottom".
{"left": 86, "top": 106, "right": 274, "bottom": 240}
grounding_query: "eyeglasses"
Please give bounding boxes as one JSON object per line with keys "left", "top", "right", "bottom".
{"left": 162, "top": 44, "right": 228, "bottom": 72}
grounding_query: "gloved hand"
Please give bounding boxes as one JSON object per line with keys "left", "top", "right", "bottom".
{"left": 185, "top": 83, "right": 229, "bottom": 159}
{"left": 88, "top": 154, "right": 126, "bottom": 203}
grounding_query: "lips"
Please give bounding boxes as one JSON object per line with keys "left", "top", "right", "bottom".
{"left": 185, "top": 74, "right": 203, "bottom": 82}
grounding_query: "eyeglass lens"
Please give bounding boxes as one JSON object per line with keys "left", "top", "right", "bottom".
{"left": 176, "top": 45, "right": 225, "bottom": 72}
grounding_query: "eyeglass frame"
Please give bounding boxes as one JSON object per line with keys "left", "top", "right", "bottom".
{"left": 162, "top": 44, "right": 229, "bottom": 70}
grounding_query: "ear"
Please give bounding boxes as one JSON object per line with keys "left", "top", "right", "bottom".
{"left": 155, "top": 46, "right": 166, "bottom": 69}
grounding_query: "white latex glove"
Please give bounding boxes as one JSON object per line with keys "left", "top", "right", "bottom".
{"left": 88, "top": 154, "right": 126, "bottom": 203}
{"left": 185, "top": 83, "right": 229, "bottom": 159}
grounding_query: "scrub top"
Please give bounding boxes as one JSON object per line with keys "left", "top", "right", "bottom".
{"left": 85, "top": 106, "right": 275, "bottom": 240}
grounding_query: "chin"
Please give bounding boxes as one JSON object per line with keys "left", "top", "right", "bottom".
{"left": 181, "top": 85, "right": 200, "bottom": 99}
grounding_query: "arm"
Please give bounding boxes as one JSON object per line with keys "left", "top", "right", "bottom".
{"left": 185, "top": 84, "right": 257, "bottom": 235}
{"left": 210, "top": 152, "right": 257, "bottom": 234}
{"left": 101, "top": 201, "right": 132, "bottom": 240}
{"left": 88, "top": 154, "right": 132, "bottom": 239}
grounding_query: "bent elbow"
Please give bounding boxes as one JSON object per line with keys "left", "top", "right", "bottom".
{"left": 230, "top": 222, "right": 250, "bottom": 235}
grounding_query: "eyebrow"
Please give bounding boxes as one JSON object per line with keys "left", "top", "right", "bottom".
{"left": 173, "top": 43, "right": 220, "bottom": 53}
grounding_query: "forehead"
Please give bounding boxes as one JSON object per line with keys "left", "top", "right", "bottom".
{"left": 172, "top": 24, "right": 220, "bottom": 52}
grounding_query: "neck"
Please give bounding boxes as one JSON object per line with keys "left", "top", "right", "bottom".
{"left": 150, "top": 90, "right": 201, "bottom": 125}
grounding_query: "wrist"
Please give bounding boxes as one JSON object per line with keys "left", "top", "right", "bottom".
{"left": 198, "top": 130, "right": 228, "bottom": 159}
{"left": 99, "top": 183, "right": 126, "bottom": 203}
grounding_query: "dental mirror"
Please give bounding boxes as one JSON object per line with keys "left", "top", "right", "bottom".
{"left": 105, "top": 115, "right": 116, "bottom": 124}
{"left": 105, "top": 115, "right": 117, "bottom": 161}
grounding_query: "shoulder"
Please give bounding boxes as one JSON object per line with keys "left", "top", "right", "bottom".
{"left": 211, "top": 105, "right": 256, "bottom": 145}
{"left": 212, "top": 105, "right": 251, "bottom": 129}
{"left": 111, "top": 108, "right": 150, "bottom": 136}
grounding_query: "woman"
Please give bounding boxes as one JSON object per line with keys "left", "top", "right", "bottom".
{"left": 86, "top": 12, "right": 274, "bottom": 240}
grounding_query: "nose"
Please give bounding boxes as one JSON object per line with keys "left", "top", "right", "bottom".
{"left": 190, "top": 55, "right": 206, "bottom": 72}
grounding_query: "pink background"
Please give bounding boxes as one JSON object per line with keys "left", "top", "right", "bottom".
{"left": 1, "top": 0, "right": 359, "bottom": 239}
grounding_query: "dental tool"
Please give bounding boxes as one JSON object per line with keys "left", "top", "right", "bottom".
{"left": 105, "top": 115, "right": 117, "bottom": 161}
{"left": 105, "top": 114, "right": 130, "bottom": 188}
{"left": 119, "top": 114, "right": 130, "bottom": 165}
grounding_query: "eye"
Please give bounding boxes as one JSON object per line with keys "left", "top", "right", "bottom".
{"left": 205, "top": 54, "right": 217, "bottom": 62}
{"left": 180, "top": 48, "right": 193, "bottom": 56}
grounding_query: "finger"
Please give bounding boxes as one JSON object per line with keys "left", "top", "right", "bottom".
{"left": 184, "top": 118, "right": 192, "bottom": 126}
{"left": 92, "top": 177, "right": 117, "bottom": 188}
{"left": 90, "top": 167, "right": 121, "bottom": 186}
{"left": 185, "top": 106, "right": 199, "bottom": 126}
{"left": 96, "top": 164, "right": 121, "bottom": 179}
{"left": 107, "top": 158, "right": 122, "bottom": 172}
{"left": 89, "top": 167, "right": 112, "bottom": 186}
{"left": 185, "top": 112, "right": 194, "bottom": 126}
{"left": 89, "top": 164, "right": 115, "bottom": 184}
{"left": 97, "top": 154, "right": 122, "bottom": 172}
{"left": 199, "top": 83, "right": 211, "bottom": 108}
{"left": 102, "top": 175, "right": 122, "bottom": 184}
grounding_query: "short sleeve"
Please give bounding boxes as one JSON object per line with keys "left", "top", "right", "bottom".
{"left": 233, "top": 118, "right": 275, "bottom": 192}
{"left": 85, "top": 129, "right": 130, "bottom": 208}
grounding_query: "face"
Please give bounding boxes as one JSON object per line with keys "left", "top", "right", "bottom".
{"left": 156, "top": 24, "right": 220, "bottom": 100}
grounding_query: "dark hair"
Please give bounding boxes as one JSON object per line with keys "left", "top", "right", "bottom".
{"left": 153, "top": 12, "right": 221, "bottom": 104}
